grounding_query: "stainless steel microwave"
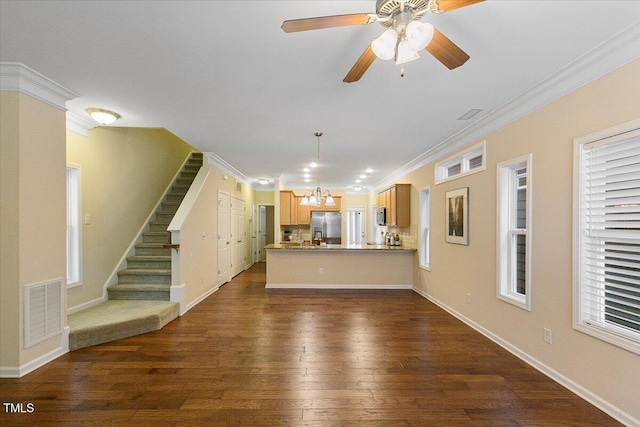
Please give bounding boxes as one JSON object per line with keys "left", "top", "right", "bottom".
{"left": 376, "top": 208, "right": 386, "bottom": 225}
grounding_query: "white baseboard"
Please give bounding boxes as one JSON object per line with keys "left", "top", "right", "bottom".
{"left": 0, "top": 327, "right": 69, "bottom": 378}
{"left": 266, "top": 283, "right": 413, "bottom": 289}
{"left": 412, "top": 287, "right": 639, "bottom": 427}
{"left": 67, "top": 296, "right": 106, "bottom": 315}
{"left": 181, "top": 284, "right": 219, "bottom": 316}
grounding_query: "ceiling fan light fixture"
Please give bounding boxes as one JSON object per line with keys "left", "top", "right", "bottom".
{"left": 406, "top": 21, "right": 434, "bottom": 51}
{"left": 372, "top": 28, "right": 397, "bottom": 60}
{"left": 395, "top": 40, "right": 420, "bottom": 65}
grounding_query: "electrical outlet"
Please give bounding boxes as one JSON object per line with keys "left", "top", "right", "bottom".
{"left": 319, "top": 267, "right": 324, "bottom": 275}
{"left": 466, "top": 293, "right": 472, "bottom": 304}
{"left": 544, "top": 328, "right": 552, "bottom": 344}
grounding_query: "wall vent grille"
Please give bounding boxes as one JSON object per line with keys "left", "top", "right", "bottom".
{"left": 24, "top": 279, "right": 63, "bottom": 348}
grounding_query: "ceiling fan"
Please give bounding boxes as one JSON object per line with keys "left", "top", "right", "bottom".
{"left": 282, "top": 0, "right": 483, "bottom": 82}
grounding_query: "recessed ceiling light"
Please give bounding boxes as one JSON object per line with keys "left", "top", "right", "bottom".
{"left": 365, "top": 168, "right": 373, "bottom": 174}
{"left": 310, "top": 162, "right": 318, "bottom": 168}
{"left": 356, "top": 179, "right": 361, "bottom": 183}
{"left": 303, "top": 168, "right": 310, "bottom": 172}
{"left": 304, "top": 173, "right": 310, "bottom": 178}
{"left": 360, "top": 174, "right": 367, "bottom": 179}
{"left": 353, "top": 185, "right": 362, "bottom": 191}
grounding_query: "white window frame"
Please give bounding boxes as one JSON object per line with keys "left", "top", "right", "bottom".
{"left": 497, "top": 154, "right": 532, "bottom": 311}
{"left": 66, "top": 165, "right": 81, "bottom": 288}
{"left": 435, "top": 141, "right": 486, "bottom": 184}
{"left": 573, "top": 118, "right": 640, "bottom": 355}
{"left": 419, "top": 186, "right": 431, "bottom": 270}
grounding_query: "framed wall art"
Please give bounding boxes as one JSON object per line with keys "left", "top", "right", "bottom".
{"left": 445, "top": 187, "right": 469, "bottom": 245}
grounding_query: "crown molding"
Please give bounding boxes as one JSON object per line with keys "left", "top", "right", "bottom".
{"left": 203, "top": 151, "right": 254, "bottom": 190}
{"left": 374, "top": 21, "right": 640, "bottom": 191}
{"left": 66, "top": 111, "right": 97, "bottom": 137}
{"left": 0, "top": 62, "right": 77, "bottom": 111}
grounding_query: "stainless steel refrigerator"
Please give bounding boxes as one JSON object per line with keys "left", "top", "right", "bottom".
{"left": 311, "top": 211, "right": 342, "bottom": 244}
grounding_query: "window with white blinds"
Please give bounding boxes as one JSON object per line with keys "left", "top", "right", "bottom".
{"left": 574, "top": 119, "right": 640, "bottom": 355}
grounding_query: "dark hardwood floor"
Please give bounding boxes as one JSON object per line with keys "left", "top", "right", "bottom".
{"left": 1, "top": 263, "right": 621, "bottom": 426}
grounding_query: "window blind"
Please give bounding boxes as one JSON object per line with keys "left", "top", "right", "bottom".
{"left": 579, "top": 129, "right": 640, "bottom": 341}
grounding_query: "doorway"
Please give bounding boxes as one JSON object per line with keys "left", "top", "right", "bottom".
{"left": 217, "top": 191, "right": 230, "bottom": 287}
{"left": 345, "top": 208, "right": 365, "bottom": 245}
{"left": 258, "top": 204, "right": 274, "bottom": 262}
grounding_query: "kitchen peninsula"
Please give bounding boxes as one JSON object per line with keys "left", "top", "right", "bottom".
{"left": 265, "top": 244, "right": 416, "bottom": 289}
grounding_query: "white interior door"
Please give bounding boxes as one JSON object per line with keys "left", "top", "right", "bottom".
{"left": 346, "top": 208, "right": 365, "bottom": 245}
{"left": 230, "top": 197, "right": 246, "bottom": 278}
{"left": 259, "top": 205, "right": 267, "bottom": 262}
{"left": 217, "top": 191, "right": 230, "bottom": 286}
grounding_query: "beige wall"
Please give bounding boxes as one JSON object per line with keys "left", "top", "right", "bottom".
{"left": 66, "top": 127, "right": 194, "bottom": 309}
{"left": 389, "top": 59, "right": 640, "bottom": 420}
{"left": 176, "top": 163, "right": 256, "bottom": 308}
{"left": 0, "top": 92, "right": 67, "bottom": 370}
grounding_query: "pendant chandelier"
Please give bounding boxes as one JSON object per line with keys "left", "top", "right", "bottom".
{"left": 300, "top": 132, "right": 336, "bottom": 207}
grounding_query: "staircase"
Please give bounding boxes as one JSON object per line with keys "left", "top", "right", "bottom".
{"left": 107, "top": 152, "right": 202, "bottom": 301}
{"left": 68, "top": 152, "right": 203, "bottom": 350}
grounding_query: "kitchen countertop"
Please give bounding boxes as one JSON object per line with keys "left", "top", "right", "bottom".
{"left": 265, "top": 243, "right": 415, "bottom": 252}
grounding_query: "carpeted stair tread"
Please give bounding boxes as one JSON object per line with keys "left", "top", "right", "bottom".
{"left": 128, "top": 255, "right": 171, "bottom": 261}
{"left": 68, "top": 300, "right": 178, "bottom": 350}
{"left": 136, "top": 242, "right": 168, "bottom": 248}
{"left": 118, "top": 268, "right": 171, "bottom": 275}
{"left": 109, "top": 283, "right": 171, "bottom": 290}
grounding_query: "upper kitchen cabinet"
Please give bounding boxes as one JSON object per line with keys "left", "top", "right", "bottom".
{"left": 297, "top": 196, "right": 310, "bottom": 225}
{"left": 280, "top": 191, "right": 297, "bottom": 225}
{"left": 377, "top": 184, "right": 410, "bottom": 227}
{"left": 281, "top": 191, "right": 342, "bottom": 226}
{"left": 311, "top": 196, "right": 341, "bottom": 212}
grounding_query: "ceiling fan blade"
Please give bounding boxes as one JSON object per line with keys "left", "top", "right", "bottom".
{"left": 281, "top": 13, "right": 373, "bottom": 33}
{"left": 343, "top": 45, "right": 376, "bottom": 83}
{"left": 434, "top": 0, "right": 484, "bottom": 13}
{"left": 425, "top": 29, "right": 470, "bottom": 70}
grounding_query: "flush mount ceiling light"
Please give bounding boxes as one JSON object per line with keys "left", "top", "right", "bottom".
{"left": 353, "top": 185, "right": 363, "bottom": 191}
{"left": 258, "top": 178, "right": 270, "bottom": 185}
{"left": 300, "top": 132, "right": 336, "bottom": 208}
{"left": 86, "top": 108, "right": 121, "bottom": 125}
{"left": 282, "top": 0, "right": 483, "bottom": 82}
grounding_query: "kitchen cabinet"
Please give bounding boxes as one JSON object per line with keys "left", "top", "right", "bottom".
{"left": 377, "top": 184, "right": 410, "bottom": 227}
{"left": 279, "top": 191, "right": 297, "bottom": 225}
{"left": 310, "top": 196, "right": 341, "bottom": 212}
{"left": 297, "top": 197, "right": 310, "bottom": 224}
{"left": 282, "top": 192, "right": 341, "bottom": 226}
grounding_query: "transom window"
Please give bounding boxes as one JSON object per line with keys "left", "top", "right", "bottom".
{"left": 435, "top": 141, "right": 486, "bottom": 184}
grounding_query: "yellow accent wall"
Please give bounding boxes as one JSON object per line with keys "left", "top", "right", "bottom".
{"left": 66, "top": 127, "right": 194, "bottom": 310}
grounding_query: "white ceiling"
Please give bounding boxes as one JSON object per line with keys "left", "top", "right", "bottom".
{"left": 1, "top": 1, "right": 639, "bottom": 192}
